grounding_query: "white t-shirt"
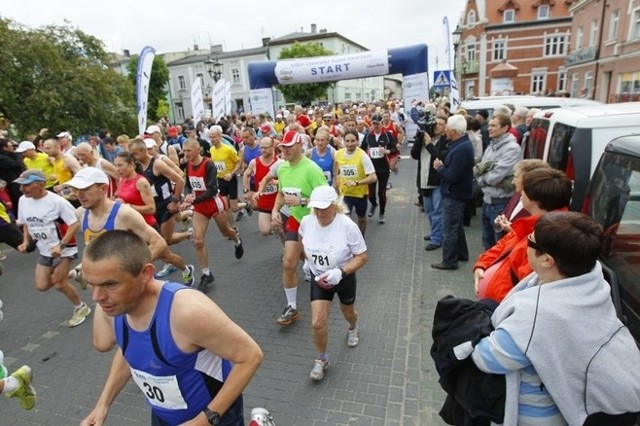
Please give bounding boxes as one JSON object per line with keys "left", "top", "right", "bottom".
{"left": 299, "top": 213, "right": 367, "bottom": 275}
{"left": 17, "top": 192, "right": 78, "bottom": 257}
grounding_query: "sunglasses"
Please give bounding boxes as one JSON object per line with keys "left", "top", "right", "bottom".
{"left": 527, "top": 233, "right": 544, "bottom": 252}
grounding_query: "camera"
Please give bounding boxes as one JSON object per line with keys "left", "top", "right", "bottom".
{"left": 415, "top": 109, "right": 437, "bottom": 140}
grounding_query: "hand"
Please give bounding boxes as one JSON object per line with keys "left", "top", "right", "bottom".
{"left": 315, "top": 268, "right": 343, "bottom": 288}
{"left": 345, "top": 180, "right": 357, "bottom": 187}
{"left": 433, "top": 158, "right": 443, "bottom": 170}
{"left": 271, "top": 212, "right": 282, "bottom": 227}
{"left": 473, "top": 268, "right": 484, "bottom": 297}
{"left": 80, "top": 407, "right": 108, "bottom": 426}
{"left": 39, "top": 128, "right": 48, "bottom": 137}
{"left": 223, "top": 173, "right": 233, "bottom": 182}
{"left": 50, "top": 244, "right": 62, "bottom": 258}
{"left": 252, "top": 192, "right": 261, "bottom": 203}
{"left": 17, "top": 242, "right": 28, "bottom": 253}
{"left": 423, "top": 133, "right": 432, "bottom": 144}
{"left": 183, "top": 194, "right": 195, "bottom": 204}
{"left": 283, "top": 194, "right": 301, "bottom": 206}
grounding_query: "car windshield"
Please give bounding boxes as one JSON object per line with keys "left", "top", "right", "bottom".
{"left": 523, "top": 118, "right": 549, "bottom": 160}
{"left": 587, "top": 151, "right": 640, "bottom": 339}
{"left": 547, "top": 122, "right": 576, "bottom": 171}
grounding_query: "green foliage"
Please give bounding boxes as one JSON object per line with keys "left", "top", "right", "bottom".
{"left": 276, "top": 42, "right": 334, "bottom": 105}
{"left": 156, "top": 99, "right": 170, "bottom": 120}
{"left": 126, "top": 55, "right": 170, "bottom": 123}
{"left": 0, "top": 18, "right": 137, "bottom": 137}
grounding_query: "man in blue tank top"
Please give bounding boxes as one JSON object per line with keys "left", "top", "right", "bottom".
{"left": 80, "top": 230, "right": 263, "bottom": 426}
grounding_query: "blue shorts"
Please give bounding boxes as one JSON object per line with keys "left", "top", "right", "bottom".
{"left": 344, "top": 196, "right": 368, "bottom": 218}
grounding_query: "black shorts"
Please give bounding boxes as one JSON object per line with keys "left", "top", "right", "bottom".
{"left": 154, "top": 199, "right": 176, "bottom": 225}
{"left": 217, "top": 176, "right": 238, "bottom": 199}
{"left": 344, "top": 196, "right": 368, "bottom": 218}
{"left": 0, "top": 223, "right": 23, "bottom": 249}
{"left": 37, "top": 253, "right": 77, "bottom": 268}
{"left": 310, "top": 272, "right": 357, "bottom": 305}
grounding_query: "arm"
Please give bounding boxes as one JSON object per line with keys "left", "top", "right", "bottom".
{"left": 128, "top": 178, "right": 156, "bottom": 215}
{"left": 172, "top": 291, "right": 263, "bottom": 422}
{"left": 472, "top": 328, "right": 531, "bottom": 374}
{"left": 155, "top": 159, "right": 185, "bottom": 199}
{"left": 193, "top": 162, "right": 219, "bottom": 204}
{"left": 167, "top": 144, "right": 180, "bottom": 167}
{"left": 242, "top": 159, "right": 256, "bottom": 192}
{"left": 476, "top": 144, "right": 521, "bottom": 187}
{"left": 80, "top": 348, "right": 131, "bottom": 426}
{"left": 99, "top": 160, "right": 119, "bottom": 181}
{"left": 395, "top": 123, "right": 405, "bottom": 145}
{"left": 117, "top": 205, "right": 167, "bottom": 259}
{"left": 66, "top": 156, "right": 82, "bottom": 174}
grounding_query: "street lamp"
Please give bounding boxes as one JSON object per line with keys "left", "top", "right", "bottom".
{"left": 204, "top": 56, "right": 223, "bottom": 82}
{"left": 461, "top": 60, "right": 468, "bottom": 99}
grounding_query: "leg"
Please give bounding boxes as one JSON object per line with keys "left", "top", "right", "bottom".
{"left": 283, "top": 240, "right": 302, "bottom": 290}
{"left": 377, "top": 173, "right": 389, "bottom": 215}
{"left": 481, "top": 202, "right": 505, "bottom": 250}
{"left": 429, "top": 189, "right": 443, "bottom": 246}
{"left": 310, "top": 300, "right": 332, "bottom": 354}
{"left": 160, "top": 216, "right": 190, "bottom": 246}
{"left": 49, "top": 258, "right": 82, "bottom": 306}
{"left": 368, "top": 182, "right": 378, "bottom": 207}
{"left": 192, "top": 212, "right": 210, "bottom": 270}
{"left": 257, "top": 212, "right": 272, "bottom": 236}
{"left": 340, "top": 303, "right": 358, "bottom": 330}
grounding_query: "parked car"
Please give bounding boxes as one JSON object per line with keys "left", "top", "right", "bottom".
{"left": 460, "top": 95, "right": 601, "bottom": 117}
{"left": 524, "top": 102, "right": 640, "bottom": 211}
{"left": 583, "top": 134, "right": 640, "bottom": 342}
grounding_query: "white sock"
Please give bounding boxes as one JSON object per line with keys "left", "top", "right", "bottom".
{"left": 202, "top": 268, "right": 210, "bottom": 276}
{"left": 285, "top": 287, "right": 298, "bottom": 310}
{"left": 74, "top": 302, "right": 84, "bottom": 310}
{"left": 3, "top": 376, "right": 19, "bottom": 393}
{"left": 183, "top": 267, "right": 190, "bottom": 273}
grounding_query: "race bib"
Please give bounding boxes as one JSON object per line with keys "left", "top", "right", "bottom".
{"left": 214, "top": 161, "right": 226, "bottom": 172}
{"left": 307, "top": 247, "right": 337, "bottom": 273}
{"left": 263, "top": 184, "right": 278, "bottom": 195}
{"left": 369, "top": 147, "right": 384, "bottom": 159}
{"left": 161, "top": 183, "right": 171, "bottom": 200}
{"left": 130, "top": 368, "right": 187, "bottom": 410}
{"left": 189, "top": 176, "right": 206, "bottom": 191}
{"left": 282, "top": 187, "right": 302, "bottom": 206}
{"left": 323, "top": 171, "right": 332, "bottom": 182}
{"left": 30, "top": 225, "right": 57, "bottom": 242}
{"left": 339, "top": 165, "right": 358, "bottom": 178}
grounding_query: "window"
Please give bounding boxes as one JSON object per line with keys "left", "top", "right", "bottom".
{"left": 557, "top": 70, "right": 567, "bottom": 92}
{"left": 576, "top": 27, "right": 584, "bottom": 50}
{"left": 492, "top": 39, "right": 506, "bottom": 61}
{"left": 538, "top": 5, "right": 550, "bottom": 19}
{"left": 175, "top": 102, "right": 184, "bottom": 120}
{"left": 589, "top": 20, "right": 599, "bottom": 47}
{"left": 503, "top": 9, "right": 515, "bottom": 23}
{"left": 632, "top": 9, "right": 640, "bottom": 40}
{"left": 571, "top": 73, "right": 579, "bottom": 97}
{"left": 356, "top": 92, "right": 361, "bottom": 101}
{"left": 544, "top": 34, "right": 567, "bottom": 56}
{"left": 531, "top": 70, "right": 547, "bottom": 94}
{"left": 196, "top": 73, "right": 203, "bottom": 85}
{"left": 467, "top": 10, "right": 476, "bottom": 26}
{"left": 178, "top": 75, "right": 186, "bottom": 90}
{"left": 609, "top": 10, "right": 620, "bottom": 41}
{"left": 345, "top": 93, "right": 351, "bottom": 101}
{"left": 585, "top": 71, "right": 594, "bottom": 98}
{"left": 231, "top": 68, "right": 240, "bottom": 84}
{"left": 465, "top": 42, "right": 476, "bottom": 63}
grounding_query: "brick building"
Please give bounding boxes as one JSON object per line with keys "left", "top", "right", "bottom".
{"left": 455, "top": 0, "right": 573, "bottom": 98}
{"left": 566, "top": 0, "right": 640, "bottom": 102}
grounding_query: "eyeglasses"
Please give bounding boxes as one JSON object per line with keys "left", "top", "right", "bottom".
{"left": 527, "top": 233, "right": 544, "bottom": 252}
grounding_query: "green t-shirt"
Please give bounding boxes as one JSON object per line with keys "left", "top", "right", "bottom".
{"left": 277, "top": 156, "right": 328, "bottom": 222}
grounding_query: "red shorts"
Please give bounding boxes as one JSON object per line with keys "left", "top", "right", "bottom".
{"left": 284, "top": 215, "right": 301, "bottom": 234}
{"left": 194, "top": 194, "right": 228, "bottom": 218}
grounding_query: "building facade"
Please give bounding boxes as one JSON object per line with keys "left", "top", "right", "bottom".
{"left": 456, "top": 0, "right": 573, "bottom": 98}
{"left": 566, "top": 0, "right": 640, "bottom": 102}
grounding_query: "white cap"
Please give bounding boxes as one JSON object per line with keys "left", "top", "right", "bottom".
{"left": 143, "top": 138, "right": 157, "bottom": 149}
{"left": 308, "top": 186, "right": 338, "bottom": 209}
{"left": 145, "top": 125, "right": 161, "bottom": 134}
{"left": 15, "top": 141, "right": 36, "bottom": 153}
{"left": 64, "top": 167, "right": 109, "bottom": 189}
{"left": 56, "top": 131, "right": 72, "bottom": 141}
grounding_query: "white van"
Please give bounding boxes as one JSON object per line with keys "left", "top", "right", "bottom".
{"left": 523, "top": 102, "right": 640, "bottom": 210}
{"left": 460, "top": 95, "right": 601, "bottom": 117}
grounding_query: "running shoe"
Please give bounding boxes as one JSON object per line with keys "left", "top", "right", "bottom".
{"left": 197, "top": 273, "right": 215, "bottom": 292}
{"left": 187, "top": 227, "right": 194, "bottom": 240}
{"left": 5, "top": 365, "right": 36, "bottom": 410}
{"left": 386, "top": 182, "right": 393, "bottom": 189}
{"left": 183, "top": 265, "right": 195, "bottom": 287}
{"left": 235, "top": 209, "right": 246, "bottom": 222}
{"left": 249, "top": 407, "right": 276, "bottom": 426}
{"left": 155, "top": 264, "right": 177, "bottom": 278}
{"left": 309, "top": 358, "right": 329, "bottom": 381}
{"left": 0, "top": 250, "right": 6, "bottom": 261}
{"left": 69, "top": 267, "right": 88, "bottom": 290}
{"left": 68, "top": 303, "right": 91, "bottom": 327}
{"left": 276, "top": 305, "right": 300, "bottom": 326}
{"left": 234, "top": 239, "right": 244, "bottom": 259}
{"left": 378, "top": 214, "right": 385, "bottom": 224}
{"left": 347, "top": 328, "right": 360, "bottom": 348}
{"left": 367, "top": 204, "right": 377, "bottom": 218}
{"left": 246, "top": 204, "right": 254, "bottom": 217}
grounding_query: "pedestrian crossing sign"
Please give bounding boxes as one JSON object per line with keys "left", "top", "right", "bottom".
{"left": 434, "top": 70, "right": 450, "bottom": 87}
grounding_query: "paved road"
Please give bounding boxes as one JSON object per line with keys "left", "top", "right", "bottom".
{"left": 0, "top": 150, "right": 483, "bottom": 425}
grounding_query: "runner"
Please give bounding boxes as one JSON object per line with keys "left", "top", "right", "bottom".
{"left": 306, "top": 129, "right": 335, "bottom": 185}
{"left": 243, "top": 137, "right": 280, "bottom": 236}
{"left": 113, "top": 151, "right": 158, "bottom": 228}
{"left": 271, "top": 130, "right": 328, "bottom": 326}
{"left": 299, "top": 186, "right": 368, "bottom": 381}
{"left": 14, "top": 170, "right": 91, "bottom": 327}
{"left": 180, "top": 139, "right": 244, "bottom": 292}
{"left": 65, "top": 167, "right": 195, "bottom": 287}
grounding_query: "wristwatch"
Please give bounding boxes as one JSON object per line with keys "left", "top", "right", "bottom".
{"left": 355, "top": 180, "right": 360, "bottom": 186}
{"left": 203, "top": 408, "right": 222, "bottom": 425}
{"left": 59, "top": 242, "right": 68, "bottom": 250}
{"left": 243, "top": 188, "right": 249, "bottom": 194}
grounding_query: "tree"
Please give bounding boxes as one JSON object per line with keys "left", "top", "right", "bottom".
{"left": 0, "top": 18, "right": 137, "bottom": 137}
{"left": 126, "top": 55, "right": 170, "bottom": 123}
{"left": 276, "top": 42, "right": 335, "bottom": 105}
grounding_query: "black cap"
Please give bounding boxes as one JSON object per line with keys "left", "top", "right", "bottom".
{"left": 371, "top": 113, "right": 383, "bottom": 123}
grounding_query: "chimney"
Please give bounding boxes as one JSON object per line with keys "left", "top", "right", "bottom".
{"left": 311, "top": 23, "right": 317, "bottom": 33}
{"left": 262, "top": 37, "right": 271, "bottom": 47}
{"left": 320, "top": 28, "right": 328, "bottom": 34}
{"left": 194, "top": 43, "right": 199, "bottom": 51}
{"left": 123, "top": 49, "right": 130, "bottom": 57}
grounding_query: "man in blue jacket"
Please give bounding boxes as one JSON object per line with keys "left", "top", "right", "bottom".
{"left": 431, "top": 115, "right": 475, "bottom": 270}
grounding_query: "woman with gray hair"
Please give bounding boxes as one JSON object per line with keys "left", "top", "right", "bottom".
{"left": 298, "top": 186, "right": 368, "bottom": 382}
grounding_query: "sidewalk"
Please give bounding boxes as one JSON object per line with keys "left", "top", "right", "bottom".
{"left": 0, "top": 149, "right": 484, "bottom": 425}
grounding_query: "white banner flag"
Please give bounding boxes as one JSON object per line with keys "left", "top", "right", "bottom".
{"left": 136, "top": 46, "right": 156, "bottom": 135}
{"left": 213, "top": 78, "right": 226, "bottom": 121}
{"left": 450, "top": 74, "right": 461, "bottom": 113}
{"left": 249, "top": 89, "right": 274, "bottom": 118}
{"left": 191, "top": 77, "right": 204, "bottom": 125}
{"left": 225, "top": 80, "right": 232, "bottom": 116}
{"left": 402, "top": 72, "right": 430, "bottom": 141}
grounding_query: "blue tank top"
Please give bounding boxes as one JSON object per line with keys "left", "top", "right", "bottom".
{"left": 243, "top": 145, "right": 261, "bottom": 185}
{"left": 114, "top": 282, "right": 233, "bottom": 424}
{"left": 310, "top": 147, "right": 334, "bottom": 184}
{"left": 82, "top": 202, "right": 121, "bottom": 245}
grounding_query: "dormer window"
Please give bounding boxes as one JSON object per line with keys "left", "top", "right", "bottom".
{"left": 504, "top": 9, "right": 515, "bottom": 23}
{"left": 538, "top": 5, "right": 550, "bottom": 19}
{"left": 467, "top": 10, "right": 476, "bottom": 26}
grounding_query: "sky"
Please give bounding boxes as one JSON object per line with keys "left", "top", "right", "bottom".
{"left": 2, "top": 0, "right": 467, "bottom": 74}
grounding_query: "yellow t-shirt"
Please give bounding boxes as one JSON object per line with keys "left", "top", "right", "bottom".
{"left": 335, "top": 148, "right": 368, "bottom": 198}
{"left": 209, "top": 144, "right": 239, "bottom": 179}
{"left": 24, "top": 152, "right": 56, "bottom": 188}
{"left": 52, "top": 157, "right": 73, "bottom": 185}
{"left": 273, "top": 121, "right": 286, "bottom": 135}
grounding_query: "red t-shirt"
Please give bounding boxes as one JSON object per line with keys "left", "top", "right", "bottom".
{"left": 297, "top": 114, "right": 311, "bottom": 129}
{"left": 255, "top": 156, "right": 279, "bottom": 212}
{"left": 118, "top": 174, "right": 156, "bottom": 226}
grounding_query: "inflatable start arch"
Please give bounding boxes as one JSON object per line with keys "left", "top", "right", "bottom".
{"left": 247, "top": 44, "right": 429, "bottom": 138}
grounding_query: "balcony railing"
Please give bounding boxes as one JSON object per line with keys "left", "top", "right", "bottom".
{"left": 565, "top": 46, "right": 597, "bottom": 66}
{"left": 460, "top": 60, "right": 480, "bottom": 75}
